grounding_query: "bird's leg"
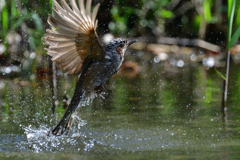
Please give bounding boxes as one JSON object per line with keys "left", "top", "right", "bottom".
{"left": 94, "top": 85, "right": 104, "bottom": 94}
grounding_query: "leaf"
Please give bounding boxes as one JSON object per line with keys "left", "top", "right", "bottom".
{"left": 1, "top": 4, "right": 8, "bottom": 35}
{"left": 11, "top": 0, "right": 20, "bottom": 19}
{"left": 203, "top": 0, "right": 212, "bottom": 22}
{"left": 228, "top": 0, "right": 234, "bottom": 18}
{"left": 10, "top": 16, "right": 25, "bottom": 30}
{"left": 214, "top": 67, "right": 226, "bottom": 81}
{"left": 31, "top": 13, "right": 43, "bottom": 32}
{"left": 159, "top": 9, "right": 173, "bottom": 19}
{"left": 229, "top": 25, "right": 240, "bottom": 48}
{"left": 235, "top": 0, "right": 240, "bottom": 25}
{"left": 227, "top": 0, "right": 236, "bottom": 49}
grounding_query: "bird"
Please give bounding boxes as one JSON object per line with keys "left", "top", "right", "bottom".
{"left": 42, "top": 0, "right": 137, "bottom": 136}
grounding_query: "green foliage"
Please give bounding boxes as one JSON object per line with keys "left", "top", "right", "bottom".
{"left": 0, "top": 0, "right": 50, "bottom": 53}
{"left": 214, "top": 67, "right": 226, "bottom": 80}
{"left": 235, "top": 1, "right": 240, "bottom": 26}
{"left": 203, "top": 0, "right": 212, "bottom": 23}
{"left": 0, "top": 0, "right": 51, "bottom": 78}
{"left": 110, "top": 6, "right": 129, "bottom": 34}
{"left": 109, "top": 0, "right": 173, "bottom": 36}
{"left": 109, "top": 0, "right": 226, "bottom": 37}
{"left": 159, "top": 9, "right": 173, "bottom": 19}
{"left": 193, "top": 15, "right": 201, "bottom": 29}
{"left": 228, "top": 0, "right": 240, "bottom": 49}
{"left": 110, "top": 5, "right": 138, "bottom": 35}
{"left": 1, "top": 2, "right": 8, "bottom": 38}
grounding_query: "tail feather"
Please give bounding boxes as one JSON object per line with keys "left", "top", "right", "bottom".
{"left": 51, "top": 79, "right": 84, "bottom": 136}
{"left": 51, "top": 58, "right": 92, "bottom": 136}
{"left": 52, "top": 108, "right": 75, "bottom": 135}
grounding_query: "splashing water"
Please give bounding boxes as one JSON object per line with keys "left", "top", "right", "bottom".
{"left": 19, "top": 117, "right": 89, "bottom": 153}
{"left": 11, "top": 91, "right": 110, "bottom": 154}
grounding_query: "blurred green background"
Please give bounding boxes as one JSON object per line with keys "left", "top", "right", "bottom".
{"left": 0, "top": 0, "right": 229, "bottom": 78}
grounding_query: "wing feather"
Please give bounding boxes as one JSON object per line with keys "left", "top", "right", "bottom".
{"left": 94, "top": 20, "right": 98, "bottom": 30}
{"left": 69, "top": 0, "right": 81, "bottom": 15}
{"left": 69, "top": 11, "right": 89, "bottom": 33}
{"left": 48, "top": 16, "right": 80, "bottom": 35}
{"left": 60, "top": 0, "right": 78, "bottom": 20}
{"left": 79, "top": 0, "right": 85, "bottom": 14}
{"left": 42, "top": 0, "right": 105, "bottom": 75}
{"left": 60, "top": 55, "right": 79, "bottom": 68}
{"left": 63, "top": 57, "right": 80, "bottom": 71}
{"left": 54, "top": 1, "right": 70, "bottom": 19}
{"left": 92, "top": 4, "right": 100, "bottom": 24}
{"left": 86, "top": 0, "right": 92, "bottom": 18}
{"left": 52, "top": 9, "right": 80, "bottom": 31}
{"left": 52, "top": 48, "right": 77, "bottom": 62}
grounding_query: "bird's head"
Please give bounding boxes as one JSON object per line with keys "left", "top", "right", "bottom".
{"left": 105, "top": 38, "right": 137, "bottom": 56}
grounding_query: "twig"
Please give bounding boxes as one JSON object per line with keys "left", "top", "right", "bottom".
{"left": 52, "top": 61, "right": 58, "bottom": 115}
{"left": 49, "top": 0, "right": 58, "bottom": 116}
{"left": 48, "top": 57, "right": 58, "bottom": 115}
{"left": 158, "top": 37, "right": 221, "bottom": 52}
{"left": 221, "top": 50, "right": 230, "bottom": 123}
{"left": 169, "top": 1, "right": 194, "bottom": 21}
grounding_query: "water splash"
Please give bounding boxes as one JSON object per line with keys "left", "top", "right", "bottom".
{"left": 20, "top": 117, "right": 89, "bottom": 153}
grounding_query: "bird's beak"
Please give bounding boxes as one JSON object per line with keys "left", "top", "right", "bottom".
{"left": 127, "top": 39, "right": 138, "bottom": 46}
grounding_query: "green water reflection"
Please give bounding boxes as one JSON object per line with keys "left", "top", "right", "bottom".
{"left": 0, "top": 63, "right": 240, "bottom": 159}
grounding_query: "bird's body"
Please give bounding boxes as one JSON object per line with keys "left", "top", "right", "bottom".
{"left": 42, "top": 0, "right": 136, "bottom": 135}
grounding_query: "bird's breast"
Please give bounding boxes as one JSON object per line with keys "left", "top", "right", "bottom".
{"left": 108, "top": 53, "right": 123, "bottom": 72}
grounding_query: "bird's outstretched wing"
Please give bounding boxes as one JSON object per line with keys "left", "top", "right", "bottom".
{"left": 42, "top": 0, "right": 105, "bottom": 74}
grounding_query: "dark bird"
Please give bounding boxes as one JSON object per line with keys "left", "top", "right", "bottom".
{"left": 42, "top": 0, "right": 137, "bottom": 136}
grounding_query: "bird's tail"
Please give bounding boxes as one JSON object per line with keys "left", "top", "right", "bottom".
{"left": 51, "top": 93, "right": 83, "bottom": 136}
{"left": 51, "top": 106, "right": 76, "bottom": 136}
{"left": 51, "top": 76, "right": 85, "bottom": 136}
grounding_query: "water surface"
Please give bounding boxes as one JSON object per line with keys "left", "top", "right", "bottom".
{"left": 0, "top": 62, "right": 240, "bottom": 159}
